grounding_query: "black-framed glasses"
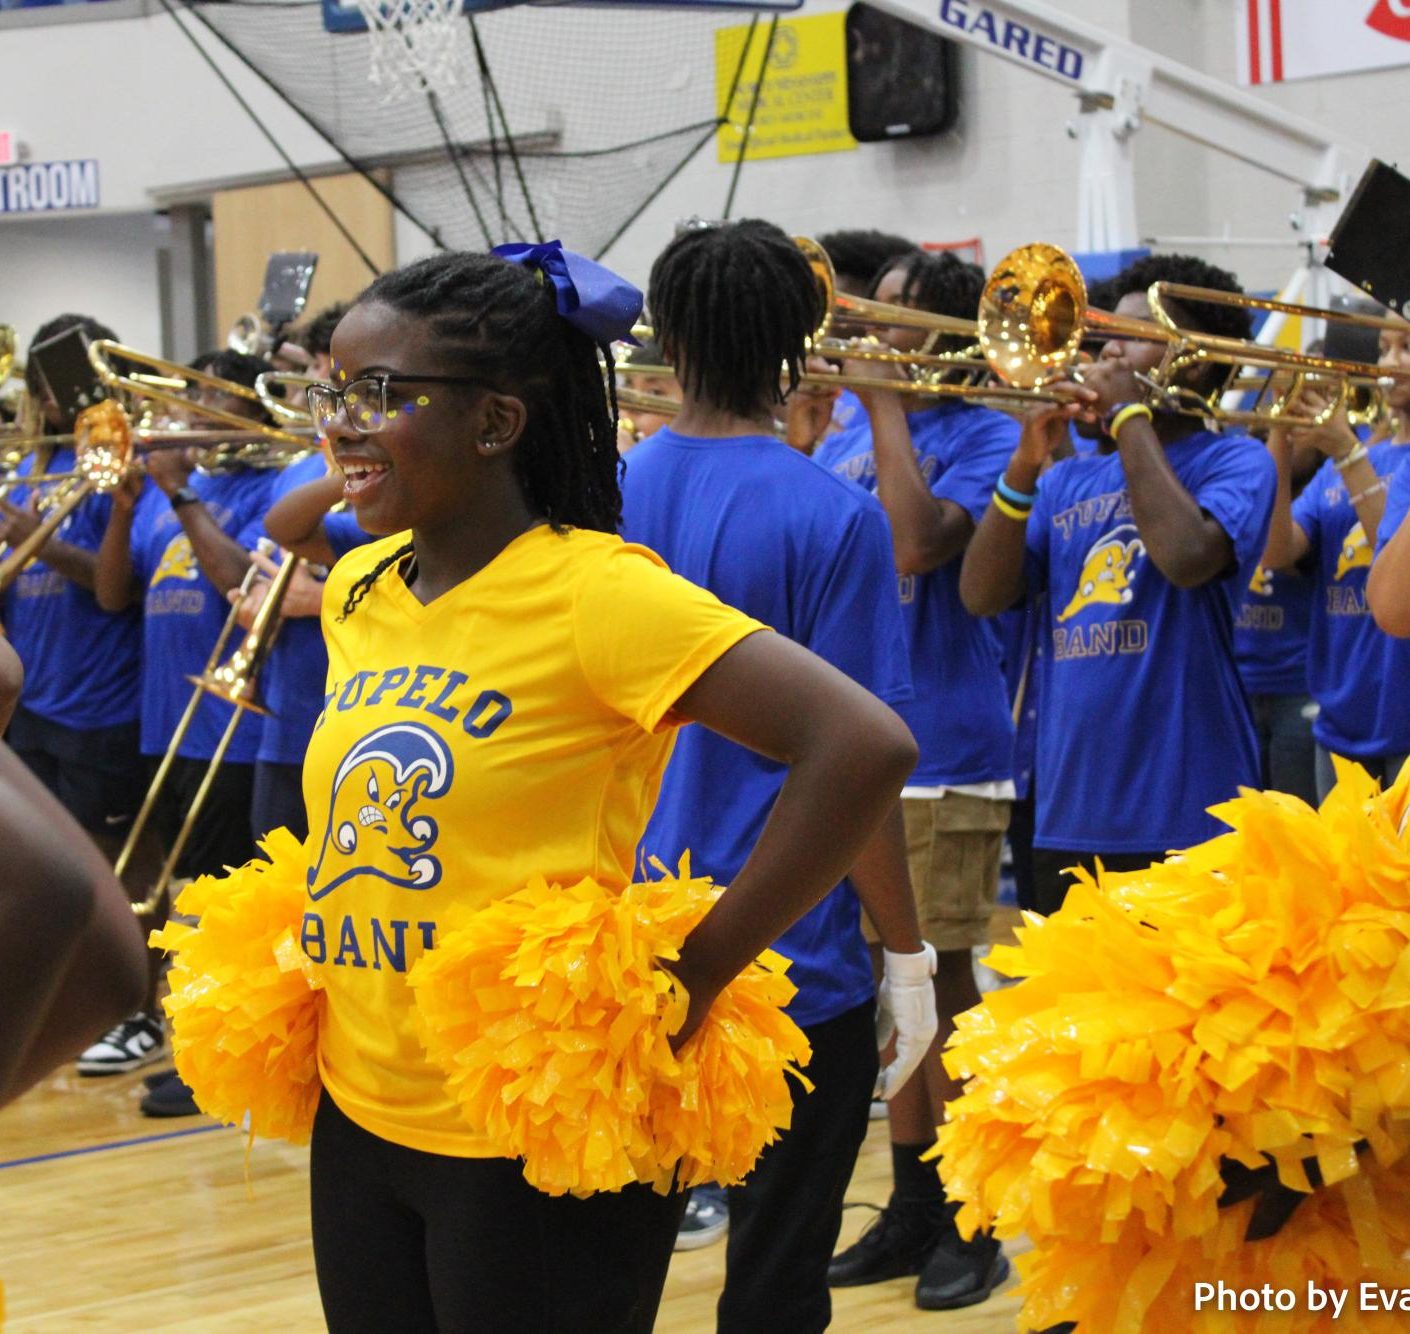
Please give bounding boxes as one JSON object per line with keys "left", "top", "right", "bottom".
{"left": 305, "top": 373, "right": 482, "bottom": 436}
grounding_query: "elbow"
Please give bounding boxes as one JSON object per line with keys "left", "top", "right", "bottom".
{"left": 1369, "top": 578, "right": 1410, "bottom": 639}
{"left": 857, "top": 704, "right": 919, "bottom": 793}
{"left": 958, "top": 564, "right": 1008, "bottom": 618}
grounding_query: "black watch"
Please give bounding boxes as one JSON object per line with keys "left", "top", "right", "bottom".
{"left": 168, "top": 486, "right": 200, "bottom": 511}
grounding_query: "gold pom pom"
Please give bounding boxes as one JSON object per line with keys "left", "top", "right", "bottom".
{"left": 407, "top": 863, "right": 812, "bottom": 1197}
{"left": 150, "top": 827, "right": 322, "bottom": 1145}
{"left": 936, "top": 762, "right": 1410, "bottom": 1331}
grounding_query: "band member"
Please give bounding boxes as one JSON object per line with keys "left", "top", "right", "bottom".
{"left": 1, "top": 315, "right": 151, "bottom": 867}
{"left": 300, "top": 244, "right": 917, "bottom": 1333}
{"left": 1262, "top": 317, "right": 1410, "bottom": 795}
{"left": 812, "top": 249, "right": 1016, "bottom": 1311}
{"left": 90, "top": 351, "right": 280, "bottom": 1112}
{"left": 1233, "top": 443, "right": 1320, "bottom": 806}
{"left": 1369, "top": 471, "right": 1410, "bottom": 638}
{"left": 812, "top": 230, "right": 918, "bottom": 439}
{"left": 621, "top": 219, "right": 935, "bottom": 1332}
{"left": 960, "top": 255, "right": 1277, "bottom": 911}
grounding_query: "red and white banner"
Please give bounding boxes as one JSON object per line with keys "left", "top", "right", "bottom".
{"left": 1238, "top": 0, "right": 1410, "bottom": 85}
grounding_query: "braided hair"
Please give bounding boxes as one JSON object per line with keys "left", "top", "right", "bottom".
{"left": 337, "top": 250, "right": 622, "bottom": 620}
{"left": 871, "top": 248, "right": 985, "bottom": 355}
{"left": 648, "top": 219, "right": 823, "bottom": 419}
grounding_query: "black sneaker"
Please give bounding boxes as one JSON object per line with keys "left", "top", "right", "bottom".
{"left": 914, "top": 1227, "right": 1011, "bottom": 1310}
{"left": 76, "top": 1012, "right": 166, "bottom": 1076}
{"left": 140, "top": 1070, "right": 201, "bottom": 1118}
{"left": 674, "top": 1184, "right": 729, "bottom": 1251}
{"left": 828, "top": 1199, "right": 953, "bottom": 1287}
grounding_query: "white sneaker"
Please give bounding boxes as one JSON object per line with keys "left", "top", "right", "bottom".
{"left": 77, "top": 1012, "right": 167, "bottom": 1076}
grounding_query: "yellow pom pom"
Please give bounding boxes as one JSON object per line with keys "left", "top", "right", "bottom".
{"left": 149, "top": 827, "right": 323, "bottom": 1145}
{"left": 407, "top": 863, "right": 811, "bottom": 1197}
{"left": 936, "top": 766, "right": 1410, "bottom": 1331}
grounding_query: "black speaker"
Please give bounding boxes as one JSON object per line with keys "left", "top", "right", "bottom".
{"left": 845, "top": 3, "right": 959, "bottom": 143}
{"left": 1326, "top": 159, "right": 1410, "bottom": 315}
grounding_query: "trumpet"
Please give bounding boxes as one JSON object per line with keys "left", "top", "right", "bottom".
{"left": 977, "top": 242, "right": 1410, "bottom": 426}
{"left": 121, "top": 545, "right": 301, "bottom": 916}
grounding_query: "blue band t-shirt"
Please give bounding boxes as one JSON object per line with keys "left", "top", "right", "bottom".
{"left": 813, "top": 400, "right": 1018, "bottom": 786}
{"left": 621, "top": 427, "right": 913, "bottom": 1028}
{"left": 1024, "top": 429, "right": 1275, "bottom": 852}
{"left": 130, "top": 469, "right": 277, "bottom": 762}
{"left": 1234, "top": 563, "right": 1313, "bottom": 697}
{"left": 258, "top": 455, "right": 371, "bottom": 766}
{"left": 1, "top": 450, "right": 149, "bottom": 730}
{"left": 1376, "top": 458, "right": 1410, "bottom": 555}
{"left": 1292, "top": 443, "right": 1410, "bottom": 758}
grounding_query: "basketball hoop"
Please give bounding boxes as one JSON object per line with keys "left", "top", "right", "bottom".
{"left": 353, "top": 0, "right": 469, "bottom": 101}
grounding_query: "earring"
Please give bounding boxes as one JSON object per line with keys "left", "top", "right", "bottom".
{"left": 483, "top": 437, "right": 499, "bottom": 450}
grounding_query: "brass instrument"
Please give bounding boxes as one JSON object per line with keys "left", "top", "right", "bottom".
{"left": 122, "top": 545, "right": 302, "bottom": 916}
{"left": 0, "top": 324, "right": 14, "bottom": 386}
{"left": 0, "top": 401, "right": 132, "bottom": 594}
{"left": 87, "top": 340, "right": 313, "bottom": 468}
{"left": 255, "top": 370, "right": 318, "bottom": 427}
{"left": 626, "top": 235, "right": 1068, "bottom": 409}
{"left": 978, "top": 242, "right": 1410, "bottom": 426}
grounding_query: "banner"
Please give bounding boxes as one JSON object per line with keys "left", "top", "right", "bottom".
{"left": 1238, "top": 0, "right": 1410, "bottom": 85}
{"left": 715, "top": 12, "right": 856, "bottom": 162}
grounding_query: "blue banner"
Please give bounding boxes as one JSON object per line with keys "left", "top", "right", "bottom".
{"left": 0, "top": 160, "right": 101, "bottom": 214}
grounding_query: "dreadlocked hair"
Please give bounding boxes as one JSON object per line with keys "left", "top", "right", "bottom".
{"left": 648, "top": 219, "right": 823, "bottom": 419}
{"left": 334, "top": 251, "right": 622, "bottom": 619}
{"left": 816, "top": 228, "right": 917, "bottom": 291}
{"left": 872, "top": 249, "right": 985, "bottom": 355}
{"left": 1102, "top": 254, "right": 1253, "bottom": 342}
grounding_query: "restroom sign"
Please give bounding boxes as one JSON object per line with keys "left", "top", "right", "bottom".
{"left": 0, "top": 160, "right": 100, "bottom": 215}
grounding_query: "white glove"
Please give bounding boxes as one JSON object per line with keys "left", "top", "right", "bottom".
{"left": 874, "top": 942, "right": 939, "bottom": 1101}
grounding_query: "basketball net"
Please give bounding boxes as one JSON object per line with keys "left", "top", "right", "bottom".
{"left": 353, "top": 0, "right": 469, "bottom": 102}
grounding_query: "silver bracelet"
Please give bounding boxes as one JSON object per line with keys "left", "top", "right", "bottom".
{"left": 1335, "top": 443, "right": 1370, "bottom": 471}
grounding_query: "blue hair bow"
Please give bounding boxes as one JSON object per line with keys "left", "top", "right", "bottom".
{"left": 491, "top": 240, "right": 642, "bottom": 346}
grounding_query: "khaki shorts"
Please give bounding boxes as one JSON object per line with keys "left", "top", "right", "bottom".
{"left": 862, "top": 793, "right": 1011, "bottom": 953}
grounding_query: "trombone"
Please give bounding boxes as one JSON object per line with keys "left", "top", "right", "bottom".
{"left": 0, "top": 401, "right": 132, "bottom": 595}
{"left": 88, "top": 340, "right": 314, "bottom": 467}
{"left": 121, "top": 543, "right": 302, "bottom": 916}
{"left": 977, "top": 242, "right": 1410, "bottom": 426}
{"left": 255, "top": 370, "right": 318, "bottom": 427}
{"left": 624, "top": 236, "right": 1069, "bottom": 409}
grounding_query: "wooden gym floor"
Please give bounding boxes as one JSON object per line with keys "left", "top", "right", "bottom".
{"left": 0, "top": 913, "right": 1028, "bottom": 1332}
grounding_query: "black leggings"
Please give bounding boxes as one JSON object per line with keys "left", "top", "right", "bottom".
{"left": 309, "top": 1095, "right": 686, "bottom": 1333}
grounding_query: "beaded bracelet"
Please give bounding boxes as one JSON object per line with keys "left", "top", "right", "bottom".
{"left": 1348, "top": 478, "right": 1388, "bottom": 506}
{"left": 997, "top": 477, "right": 1038, "bottom": 507}
{"left": 1335, "top": 443, "right": 1370, "bottom": 471}
{"left": 992, "top": 492, "right": 1032, "bottom": 523}
{"left": 1108, "top": 402, "right": 1154, "bottom": 438}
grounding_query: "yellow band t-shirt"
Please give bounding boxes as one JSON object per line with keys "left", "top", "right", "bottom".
{"left": 303, "top": 524, "right": 766, "bottom": 1156}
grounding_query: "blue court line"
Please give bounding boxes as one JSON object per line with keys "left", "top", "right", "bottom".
{"left": 0, "top": 1122, "right": 228, "bottom": 1171}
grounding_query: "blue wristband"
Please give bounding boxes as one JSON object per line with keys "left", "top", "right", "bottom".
{"left": 996, "top": 477, "right": 1038, "bottom": 507}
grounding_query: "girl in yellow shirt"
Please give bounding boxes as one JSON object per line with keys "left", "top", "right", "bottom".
{"left": 302, "top": 243, "right": 917, "bottom": 1332}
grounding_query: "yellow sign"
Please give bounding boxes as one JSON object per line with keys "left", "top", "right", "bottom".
{"left": 716, "top": 13, "right": 857, "bottom": 163}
